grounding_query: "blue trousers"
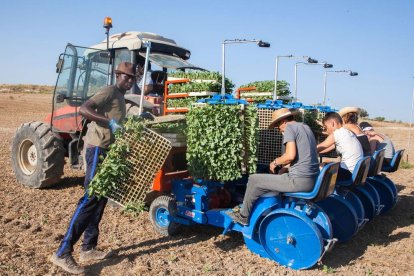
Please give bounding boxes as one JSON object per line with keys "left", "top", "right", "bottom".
{"left": 57, "top": 146, "right": 107, "bottom": 257}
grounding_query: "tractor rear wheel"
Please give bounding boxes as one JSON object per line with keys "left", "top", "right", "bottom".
{"left": 11, "top": 121, "right": 65, "bottom": 188}
{"left": 149, "top": 195, "right": 181, "bottom": 236}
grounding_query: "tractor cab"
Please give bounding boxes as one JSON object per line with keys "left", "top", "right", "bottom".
{"left": 44, "top": 31, "right": 202, "bottom": 169}
{"left": 48, "top": 31, "right": 197, "bottom": 135}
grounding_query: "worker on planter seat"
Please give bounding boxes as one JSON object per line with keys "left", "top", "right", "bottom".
{"left": 50, "top": 62, "right": 135, "bottom": 274}
{"left": 317, "top": 112, "right": 363, "bottom": 181}
{"left": 338, "top": 107, "right": 371, "bottom": 157}
{"left": 134, "top": 56, "right": 154, "bottom": 95}
{"left": 359, "top": 121, "right": 395, "bottom": 167}
{"left": 227, "top": 108, "right": 320, "bottom": 226}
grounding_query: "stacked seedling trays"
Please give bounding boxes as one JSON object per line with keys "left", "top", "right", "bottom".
{"left": 237, "top": 80, "right": 292, "bottom": 104}
{"left": 164, "top": 71, "right": 234, "bottom": 114}
{"left": 186, "top": 96, "right": 257, "bottom": 181}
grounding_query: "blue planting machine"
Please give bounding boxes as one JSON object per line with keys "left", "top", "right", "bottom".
{"left": 148, "top": 98, "right": 404, "bottom": 270}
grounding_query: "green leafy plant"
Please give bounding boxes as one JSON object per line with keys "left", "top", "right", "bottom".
{"left": 400, "top": 160, "right": 413, "bottom": 169}
{"left": 302, "top": 109, "right": 323, "bottom": 136}
{"left": 149, "top": 121, "right": 187, "bottom": 136}
{"left": 322, "top": 265, "right": 336, "bottom": 274}
{"left": 88, "top": 117, "right": 145, "bottom": 199}
{"left": 123, "top": 201, "right": 146, "bottom": 216}
{"left": 166, "top": 96, "right": 213, "bottom": 109}
{"left": 168, "top": 71, "right": 234, "bottom": 93}
{"left": 240, "top": 80, "right": 291, "bottom": 96}
{"left": 186, "top": 104, "right": 258, "bottom": 181}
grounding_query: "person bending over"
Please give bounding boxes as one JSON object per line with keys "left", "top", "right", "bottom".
{"left": 317, "top": 112, "right": 363, "bottom": 181}
{"left": 359, "top": 121, "right": 395, "bottom": 166}
{"left": 228, "top": 108, "right": 320, "bottom": 226}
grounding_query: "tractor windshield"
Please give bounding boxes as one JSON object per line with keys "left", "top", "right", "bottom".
{"left": 51, "top": 44, "right": 110, "bottom": 133}
{"left": 54, "top": 44, "right": 111, "bottom": 107}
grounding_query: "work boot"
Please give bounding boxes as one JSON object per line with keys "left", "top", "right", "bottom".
{"left": 50, "top": 253, "right": 85, "bottom": 274}
{"left": 79, "top": 248, "right": 111, "bottom": 263}
{"left": 226, "top": 209, "right": 249, "bottom": 226}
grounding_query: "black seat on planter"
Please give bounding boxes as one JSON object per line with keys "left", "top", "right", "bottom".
{"left": 336, "top": 156, "right": 371, "bottom": 187}
{"left": 368, "top": 149, "right": 385, "bottom": 177}
{"left": 284, "top": 162, "right": 339, "bottom": 202}
{"left": 381, "top": 149, "right": 405, "bottom": 173}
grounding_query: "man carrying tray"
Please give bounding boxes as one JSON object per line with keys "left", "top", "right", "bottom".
{"left": 50, "top": 62, "right": 135, "bottom": 274}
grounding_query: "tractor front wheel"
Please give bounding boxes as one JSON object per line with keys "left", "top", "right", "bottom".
{"left": 11, "top": 121, "right": 65, "bottom": 188}
{"left": 149, "top": 195, "right": 181, "bottom": 236}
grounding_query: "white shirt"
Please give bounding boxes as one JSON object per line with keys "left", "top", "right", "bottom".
{"left": 137, "top": 71, "right": 153, "bottom": 90}
{"left": 334, "top": 127, "right": 363, "bottom": 172}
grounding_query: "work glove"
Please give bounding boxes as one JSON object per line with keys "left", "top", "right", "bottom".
{"left": 109, "top": 119, "right": 122, "bottom": 134}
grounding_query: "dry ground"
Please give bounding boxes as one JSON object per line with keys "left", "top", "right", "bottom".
{"left": 0, "top": 92, "right": 413, "bottom": 275}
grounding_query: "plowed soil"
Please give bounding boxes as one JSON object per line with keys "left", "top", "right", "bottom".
{"left": 0, "top": 93, "right": 413, "bottom": 275}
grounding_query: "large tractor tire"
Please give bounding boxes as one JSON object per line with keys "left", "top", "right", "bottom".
{"left": 11, "top": 121, "right": 65, "bottom": 188}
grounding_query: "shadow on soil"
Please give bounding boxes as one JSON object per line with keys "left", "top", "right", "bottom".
{"left": 48, "top": 176, "right": 84, "bottom": 190}
{"left": 322, "top": 193, "right": 414, "bottom": 268}
{"left": 85, "top": 225, "right": 244, "bottom": 275}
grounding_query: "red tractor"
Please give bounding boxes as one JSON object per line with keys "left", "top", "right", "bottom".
{"left": 11, "top": 23, "right": 199, "bottom": 189}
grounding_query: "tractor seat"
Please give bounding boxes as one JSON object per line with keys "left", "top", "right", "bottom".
{"left": 284, "top": 162, "right": 339, "bottom": 202}
{"left": 381, "top": 149, "right": 404, "bottom": 173}
{"left": 336, "top": 156, "right": 371, "bottom": 187}
{"left": 368, "top": 149, "right": 385, "bottom": 177}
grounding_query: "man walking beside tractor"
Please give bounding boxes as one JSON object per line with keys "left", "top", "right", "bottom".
{"left": 50, "top": 62, "right": 135, "bottom": 274}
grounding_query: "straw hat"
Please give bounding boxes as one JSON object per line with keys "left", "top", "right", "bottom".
{"left": 115, "top": 61, "right": 136, "bottom": 76}
{"left": 338, "top": 106, "right": 360, "bottom": 117}
{"left": 269, "top": 108, "right": 300, "bottom": 128}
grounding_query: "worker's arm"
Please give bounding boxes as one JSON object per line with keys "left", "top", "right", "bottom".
{"left": 270, "top": 141, "right": 296, "bottom": 173}
{"left": 79, "top": 99, "right": 109, "bottom": 126}
{"left": 369, "top": 138, "right": 378, "bottom": 154}
{"left": 317, "top": 134, "right": 336, "bottom": 154}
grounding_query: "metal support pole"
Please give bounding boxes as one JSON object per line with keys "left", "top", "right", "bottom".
{"left": 294, "top": 63, "right": 298, "bottom": 102}
{"left": 221, "top": 43, "right": 226, "bottom": 97}
{"left": 323, "top": 71, "right": 328, "bottom": 105}
{"left": 407, "top": 85, "right": 414, "bottom": 162}
{"left": 273, "top": 56, "right": 279, "bottom": 101}
{"left": 139, "top": 41, "right": 151, "bottom": 115}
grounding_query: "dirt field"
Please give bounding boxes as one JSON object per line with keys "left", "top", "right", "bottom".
{"left": 0, "top": 93, "right": 413, "bottom": 275}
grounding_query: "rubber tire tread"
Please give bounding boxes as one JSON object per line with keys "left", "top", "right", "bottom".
{"left": 11, "top": 121, "right": 65, "bottom": 188}
{"left": 149, "top": 195, "right": 181, "bottom": 236}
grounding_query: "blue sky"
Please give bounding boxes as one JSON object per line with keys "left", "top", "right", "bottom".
{"left": 1, "top": 0, "right": 413, "bottom": 122}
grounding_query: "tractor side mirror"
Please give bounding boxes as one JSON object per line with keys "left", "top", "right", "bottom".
{"left": 56, "top": 92, "right": 66, "bottom": 103}
{"left": 56, "top": 58, "right": 64, "bottom": 73}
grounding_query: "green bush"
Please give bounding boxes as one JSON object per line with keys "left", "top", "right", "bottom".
{"left": 373, "top": 116, "right": 385, "bottom": 121}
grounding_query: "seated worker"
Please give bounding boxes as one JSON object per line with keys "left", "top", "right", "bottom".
{"left": 228, "top": 108, "right": 320, "bottom": 226}
{"left": 135, "top": 57, "right": 154, "bottom": 95}
{"left": 338, "top": 106, "right": 371, "bottom": 157}
{"left": 359, "top": 121, "right": 395, "bottom": 166}
{"left": 317, "top": 112, "right": 363, "bottom": 181}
